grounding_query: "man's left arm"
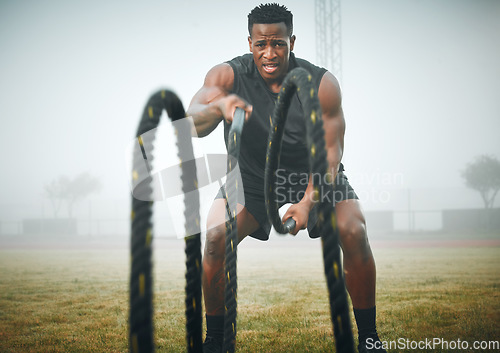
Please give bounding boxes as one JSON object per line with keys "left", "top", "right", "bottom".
{"left": 282, "top": 71, "right": 345, "bottom": 234}
{"left": 318, "top": 71, "right": 346, "bottom": 177}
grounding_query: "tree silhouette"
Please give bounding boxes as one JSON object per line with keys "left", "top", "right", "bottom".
{"left": 44, "top": 176, "right": 70, "bottom": 217}
{"left": 44, "top": 173, "right": 101, "bottom": 217}
{"left": 462, "top": 155, "right": 500, "bottom": 209}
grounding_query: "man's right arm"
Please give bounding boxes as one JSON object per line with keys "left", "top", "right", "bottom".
{"left": 187, "top": 63, "right": 252, "bottom": 137}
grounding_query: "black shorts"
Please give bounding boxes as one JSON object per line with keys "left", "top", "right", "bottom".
{"left": 216, "top": 171, "right": 358, "bottom": 241}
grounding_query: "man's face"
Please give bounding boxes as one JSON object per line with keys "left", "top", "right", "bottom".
{"left": 248, "top": 22, "right": 295, "bottom": 84}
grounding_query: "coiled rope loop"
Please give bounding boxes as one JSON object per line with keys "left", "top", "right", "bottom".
{"left": 264, "top": 67, "right": 355, "bottom": 353}
{"left": 130, "top": 89, "right": 203, "bottom": 353}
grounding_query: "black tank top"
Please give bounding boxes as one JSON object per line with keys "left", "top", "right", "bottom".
{"left": 225, "top": 53, "right": 327, "bottom": 194}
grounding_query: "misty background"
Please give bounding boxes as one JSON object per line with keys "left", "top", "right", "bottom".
{"left": 1, "top": 0, "right": 499, "bottom": 237}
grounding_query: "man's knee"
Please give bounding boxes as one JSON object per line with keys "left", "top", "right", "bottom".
{"left": 204, "top": 225, "right": 226, "bottom": 260}
{"left": 338, "top": 215, "right": 369, "bottom": 254}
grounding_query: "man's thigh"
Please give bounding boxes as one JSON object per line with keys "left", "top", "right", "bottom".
{"left": 206, "top": 198, "right": 261, "bottom": 243}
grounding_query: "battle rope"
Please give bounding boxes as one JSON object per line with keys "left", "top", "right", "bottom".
{"left": 265, "top": 68, "right": 355, "bottom": 353}
{"left": 130, "top": 90, "right": 203, "bottom": 353}
{"left": 223, "top": 108, "right": 245, "bottom": 353}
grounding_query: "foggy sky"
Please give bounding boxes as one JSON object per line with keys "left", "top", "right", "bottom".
{"left": 1, "top": 0, "right": 499, "bottom": 220}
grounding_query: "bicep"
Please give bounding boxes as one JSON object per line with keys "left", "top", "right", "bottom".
{"left": 318, "top": 71, "right": 345, "bottom": 166}
{"left": 319, "top": 71, "right": 345, "bottom": 136}
{"left": 189, "top": 63, "right": 234, "bottom": 106}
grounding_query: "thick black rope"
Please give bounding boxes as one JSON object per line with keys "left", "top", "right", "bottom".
{"left": 223, "top": 108, "right": 245, "bottom": 353}
{"left": 265, "top": 68, "right": 355, "bottom": 353}
{"left": 130, "top": 89, "right": 203, "bottom": 353}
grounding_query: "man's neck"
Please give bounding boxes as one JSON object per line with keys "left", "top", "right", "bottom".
{"left": 266, "top": 78, "right": 285, "bottom": 93}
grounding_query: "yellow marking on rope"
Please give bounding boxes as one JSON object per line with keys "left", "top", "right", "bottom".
{"left": 274, "top": 125, "right": 277, "bottom": 132}
{"left": 331, "top": 213, "right": 337, "bottom": 229}
{"left": 196, "top": 259, "right": 200, "bottom": 269}
{"left": 308, "top": 74, "right": 312, "bottom": 82}
{"left": 145, "top": 228, "right": 152, "bottom": 246}
{"left": 326, "top": 172, "right": 333, "bottom": 184}
{"left": 231, "top": 239, "right": 234, "bottom": 252}
{"left": 131, "top": 210, "right": 135, "bottom": 220}
{"left": 232, "top": 210, "right": 236, "bottom": 218}
{"left": 333, "top": 261, "right": 339, "bottom": 279}
{"left": 148, "top": 106, "right": 153, "bottom": 118}
{"left": 311, "top": 110, "right": 317, "bottom": 124}
{"left": 227, "top": 272, "right": 230, "bottom": 283}
{"left": 132, "top": 170, "right": 138, "bottom": 181}
{"left": 311, "top": 144, "right": 316, "bottom": 158}
{"left": 139, "top": 273, "right": 145, "bottom": 297}
{"left": 138, "top": 136, "right": 144, "bottom": 146}
{"left": 318, "top": 212, "right": 324, "bottom": 224}
{"left": 297, "top": 86, "right": 300, "bottom": 92}
{"left": 192, "top": 297, "right": 196, "bottom": 310}
{"left": 233, "top": 132, "right": 236, "bottom": 145}
{"left": 282, "top": 86, "right": 286, "bottom": 92}
{"left": 310, "top": 88, "right": 315, "bottom": 98}
{"left": 337, "top": 315, "right": 343, "bottom": 333}
{"left": 131, "top": 334, "right": 139, "bottom": 353}
{"left": 232, "top": 322, "right": 235, "bottom": 333}
{"left": 269, "top": 115, "right": 272, "bottom": 126}
{"left": 269, "top": 141, "right": 272, "bottom": 149}
{"left": 161, "top": 90, "right": 165, "bottom": 99}
{"left": 313, "top": 187, "right": 319, "bottom": 202}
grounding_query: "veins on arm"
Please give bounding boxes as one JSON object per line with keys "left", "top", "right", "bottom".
{"left": 318, "top": 71, "right": 345, "bottom": 177}
{"left": 297, "top": 73, "right": 345, "bottom": 216}
{"left": 187, "top": 63, "right": 234, "bottom": 137}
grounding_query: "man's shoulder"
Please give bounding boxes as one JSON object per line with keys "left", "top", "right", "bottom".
{"left": 291, "top": 54, "right": 328, "bottom": 88}
{"left": 292, "top": 54, "right": 326, "bottom": 76}
{"left": 226, "top": 53, "right": 254, "bottom": 75}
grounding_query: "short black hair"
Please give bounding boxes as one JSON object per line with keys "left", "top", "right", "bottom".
{"left": 248, "top": 3, "right": 293, "bottom": 37}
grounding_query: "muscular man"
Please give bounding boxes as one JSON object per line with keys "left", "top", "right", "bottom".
{"left": 187, "top": 4, "right": 386, "bottom": 353}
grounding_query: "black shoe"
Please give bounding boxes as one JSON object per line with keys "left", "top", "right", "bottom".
{"left": 203, "top": 336, "right": 223, "bottom": 353}
{"left": 358, "top": 335, "right": 388, "bottom": 353}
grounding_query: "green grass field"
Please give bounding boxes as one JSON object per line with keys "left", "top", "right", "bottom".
{"left": 0, "top": 234, "right": 499, "bottom": 352}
